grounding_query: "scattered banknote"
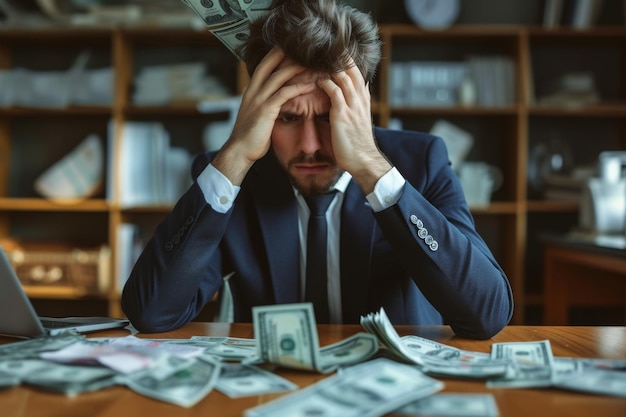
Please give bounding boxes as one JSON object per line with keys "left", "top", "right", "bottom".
{"left": 0, "top": 370, "right": 19, "bottom": 388}
{"left": 487, "top": 340, "right": 554, "bottom": 388}
{"left": 319, "top": 332, "right": 379, "bottom": 370}
{"left": 123, "top": 356, "right": 221, "bottom": 408}
{"left": 182, "top": 0, "right": 272, "bottom": 59}
{"left": 107, "top": 335, "right": 207, "bottom": 358}
{"left": 140, "top": 336, "right": 258, "bottom": 362}
{"left": 0, "top": 358, "right": 118, "bottom": 396}
{"left": 24, "top": 363, "right": 118, "bottom": 396}
{"left": 191, "top": 336, "right": 259, "bottom": 361}
{"left": 395, "top": 393, "right": 499, "bottom": 417}
{"left": 244, "top": 358, "right": 444, "bottom": 417}
{"left": 0, "top": 333, "right": 84, "bottom": 360}
{"left": 552, "top": 356, "right": 626, "bottom": 382}
{"left": 361, "top": 308, "right": 511, "bottom": 379}
{"left": 183, "top": 0, "right": 248, "bottom": 27}
{"left": 553, "top": 367, "right": 626, "bottom": 399}
{"left": 253, "top": 303, "right": 322, "bottom": 371}
{"left": 253, "top": 303, "right": 378, "bottom": 373}
{"left": 40, "top": 338, "right": 179, "bottom": 374}
{"left": 216, "top": 363, "right": 298, "bottom": 398}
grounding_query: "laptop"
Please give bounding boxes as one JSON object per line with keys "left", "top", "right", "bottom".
{"left": 0, "top": 246, "right": 129, "bottom": 338}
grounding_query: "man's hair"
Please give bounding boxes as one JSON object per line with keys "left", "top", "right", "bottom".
{"left": 238, "top": 0, "right": 381, "bottom": 83}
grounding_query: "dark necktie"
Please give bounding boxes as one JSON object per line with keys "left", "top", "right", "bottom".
{"left": 304, "top": 192, "right": 336, "bottom": 324}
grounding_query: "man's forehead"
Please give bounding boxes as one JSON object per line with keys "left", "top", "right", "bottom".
{"left": 277, "top": 57, "right": 328, "bottom": 86}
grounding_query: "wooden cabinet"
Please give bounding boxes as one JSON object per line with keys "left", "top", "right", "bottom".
{"left": 0, "top": 24, "right": 624, "bottom": 323}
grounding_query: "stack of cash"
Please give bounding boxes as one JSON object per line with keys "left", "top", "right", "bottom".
{"left": 361, "top": 307, "right": 512, "bottom": 379}
{"left": 361, "top": 307, "right": 626, "bottom": 398}
{"left": 181, "top": 0, "right": 273, "bottom": 59}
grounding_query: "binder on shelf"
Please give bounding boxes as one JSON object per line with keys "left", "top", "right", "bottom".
{"left": 543, "top": 0, "right": 564, "bottom": 28}
{"left": 467, "top": 56, "right": 516, "bottom": 107}
{"left": 116, "top": 223, "right": 143, "bottom": 292}
{"left": 108, "top": 121, "right": 192, "bottom": 208}
{"left": 569, "top": 0, "right": 603, "bottom": 29}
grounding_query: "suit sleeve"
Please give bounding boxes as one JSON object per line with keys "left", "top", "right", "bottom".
{"left": 375, "top": 132, "right": 514, "bottom": 339}
{"left": 121, "top": 153, "right": 229, "bottom": 333}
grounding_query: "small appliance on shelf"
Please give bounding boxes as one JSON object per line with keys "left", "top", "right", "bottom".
{"left": 579, "top": 151, "right": 626, "bottom": 236}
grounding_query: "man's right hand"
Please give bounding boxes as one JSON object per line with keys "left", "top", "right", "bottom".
{"left": 211, "top": 48, "right": 315, "bottom": 186}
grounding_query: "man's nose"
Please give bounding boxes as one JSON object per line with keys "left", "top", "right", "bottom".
{"left": 298, "top": 120, "right": 323, "bottom": 154}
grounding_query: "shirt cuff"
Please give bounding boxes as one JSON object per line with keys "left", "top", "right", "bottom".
{"left": 196, "top": 163, "right": 241, "bottom": 214}
{"left": 366, "top": 167, "right": 405, "bottom": 212}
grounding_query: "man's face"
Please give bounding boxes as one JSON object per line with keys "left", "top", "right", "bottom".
{"left": 271, "top": 69, "right": 343, "bottom": 196}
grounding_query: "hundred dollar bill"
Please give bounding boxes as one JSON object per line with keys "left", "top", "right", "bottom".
{"left": 0, "top": 370, "right": 19, "bottom": 388}
{"left": 0, "top": 333, "right": 84, "bottom": 360}
{"left": 395, "top": 393, "right": 499, "bottom": 417}
{"left": 124, "top": 357, "right": 221, "bottom": 408}
{"left": 253, "top": 303, "right": 378, "bottom": 373}
{"left": 319, "top": 332, "right": 379, "bottom": 369}
{"left": 24, "top": 361, "right": 118, "bottom": 396}
{"left": 253, "top": 303, "right": 322, "bottom": 371}
{"left": 487, "top": 340, "right": 554, "bottom": 388}
{"left": 209, "top": 19, "right": 251, "bottom": 60}
{"left": 553, "top": 367, "right": 626, "bottom": 398}
{"left": 216, "top": 363, "right": 298, "bottom": 398}
{"left": 552, "top": 356, "right": 626, "bottom": 382}
{"left": 244, "top": 358, "right": 444, "bottom": 417}
{"left": 0, "top": 358, "right": 117, "bottom": 396}
{"left": 361, "top": 308, "right": 510, "bottom": 379}
{"left": 191, "top": 336, "right": 259, "bottom": 361}
{"left": 183, "top": 0, "right": 248, "bottom": 27}
{"left": 182, "top": 0, "right": 272, "bottom": 60}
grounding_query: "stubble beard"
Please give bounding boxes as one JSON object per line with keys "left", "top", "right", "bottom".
{"left": 286, "top": 153, "right": 344, "bottom": 197}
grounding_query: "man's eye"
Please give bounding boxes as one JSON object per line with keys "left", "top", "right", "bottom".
{"left": 279, "top": 114, "right": 300, "bottom": 122}
{"left": 317, "top": 115, "right": 330, "bottom": 123}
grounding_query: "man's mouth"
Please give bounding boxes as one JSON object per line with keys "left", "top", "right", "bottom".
{"left": 294, "top": 163, "right": 329, "bottom": 174}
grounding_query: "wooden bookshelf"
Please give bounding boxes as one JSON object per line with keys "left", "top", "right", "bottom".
{"left": 0, "top": 23, "right": 624, "bottom": 323}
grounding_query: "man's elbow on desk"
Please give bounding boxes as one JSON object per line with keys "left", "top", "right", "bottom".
{"left": 448, "top": 295, "right": 514, "bottom": 340}
{"left": 121, "top": 292, "right": 190, "bottom": 334}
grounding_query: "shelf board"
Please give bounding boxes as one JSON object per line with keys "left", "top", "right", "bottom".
{"left": 115, "top": 204, "right": 174, "bottom": 213}
{"left": 0, "top": 27, "right": 111, "bottom": 45}
{"left": 0, "top": 106, "right": 112, "bottom": 117}
{"left": 0, "top": 198, "right": 109, "bottom": 212}
{"left": 526, "top": 200, "right": 579, "bottom": 212}
{"left": 469, "top": 201, "right": 519, "bottom": 214}
{"left": 529, "top": 103, "right": 626, "bottom": 118}
{"left": 382, "top": 24, "right": 522, "bottom": 38}
{"left": 124, "top": 104, "right": 206, "bottom": 116}
{"left": 390, "top": 105, "right": 519, "bottom": 116}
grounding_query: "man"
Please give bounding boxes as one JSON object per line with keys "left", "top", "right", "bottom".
{"left": 122, "top": 0, "right": 513, "bottom": 339}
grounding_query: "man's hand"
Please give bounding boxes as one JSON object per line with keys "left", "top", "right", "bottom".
{"left": 212, "top": 48, "right": 315, "bottom": 185}
{"left": 318, "top": 63, "right": 392, "bottom": 194}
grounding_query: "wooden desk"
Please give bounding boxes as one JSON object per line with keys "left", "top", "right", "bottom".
{"left": 543, "top": 240, "right": 626, "bottom": 325}
{"left": 2, "top": 324, "right": 626, "bottom": 417}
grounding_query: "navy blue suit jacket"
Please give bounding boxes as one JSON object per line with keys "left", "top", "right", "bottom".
{"left": 122, "top": 127, "right": 513, "bottom": 339}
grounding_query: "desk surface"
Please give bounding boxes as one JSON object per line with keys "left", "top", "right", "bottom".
{"left": 2, "top": 324, "right": 626, "bottom": 417}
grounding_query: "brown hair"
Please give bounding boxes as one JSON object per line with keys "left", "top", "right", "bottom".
{"left": 238, "top": 0, "right": 381, "bottom": 83}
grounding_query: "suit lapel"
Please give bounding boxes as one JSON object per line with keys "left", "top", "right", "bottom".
{"left": 340, "top": 180, "right": 377, "bottom": 323}
{"left": 250, "top": 153, "right": 300, "bottom": 304}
